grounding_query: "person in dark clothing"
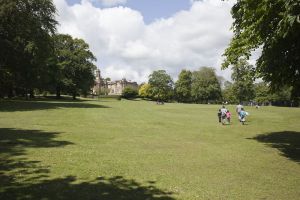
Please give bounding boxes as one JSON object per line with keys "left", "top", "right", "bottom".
{"left": 217, "top": 109, "right": 222, "bottom": 123}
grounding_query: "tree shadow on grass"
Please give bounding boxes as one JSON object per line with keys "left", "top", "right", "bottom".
{"left": 0, "top": 128, "right": 74, "bottom": 188}
{"left": 0, "top": 175, "right": 175, "bottom": 200}
{"left": 250, "top": 131, "right": 300, "bottom": 163}
{"left": 0, "top": 128, "right": 74, "bottom": 155}
{"left": 0, "top": 128, "right": 175, "bottom": 200}
{"left": 0, "top": 100, "right": 110, "bottom": 112}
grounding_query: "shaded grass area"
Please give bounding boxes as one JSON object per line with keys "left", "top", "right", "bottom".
{"left": 1, "top": 175, "right": 174, "bottom": 200}
{"left": 0, "top": 127, "right": 173, "bottom": 200}
{"left": 0, "top": 99, "right": 300, "bottom": 199}
{"left": 250, "top": 131, "right": 300, "bottom": 163}
{"left": 0, "top": 99, "right": 110, "bottom": 112}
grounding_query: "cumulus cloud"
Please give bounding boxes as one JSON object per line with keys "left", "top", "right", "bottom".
{"left": 54, "top": 0, "right": 234, "bottom": 83}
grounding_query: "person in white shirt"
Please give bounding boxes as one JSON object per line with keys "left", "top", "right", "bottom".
{"left": 236, "top": 103, "right": 243, "bottom": 121}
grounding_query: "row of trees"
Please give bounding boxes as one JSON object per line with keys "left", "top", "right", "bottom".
{"left": 138, "top": 67, "right": 222, "bottom": 103}
{"left": 0, "top": 0, "right": 96, "bottom": 99}
{"left": 138, "top": 60, "right": 296, "bottom": 105}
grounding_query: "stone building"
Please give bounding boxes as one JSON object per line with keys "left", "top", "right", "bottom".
{"left": 92, "top": 69, "right": 138, "bottom": 95}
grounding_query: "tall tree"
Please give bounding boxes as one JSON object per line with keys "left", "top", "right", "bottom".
{"left": 222, "top": 0, "right": 300, "bottom": 97}
{"left": 52, "top": 34, "right": 96, "bottom": 99}
{"left": 191, "top": 67, "right": 221, "bottom": 103}
{"left": 222, "top": 81, "right": 238, "bottom": 104}
{"left": 175, "top": 69, "right": 192, "bottom": 102}
{"left": 0, "top": 0, "right": 57, "bottom": 97}
{"left": 148, "top": 70, "right": 174, "bottom": 102}
{"left": 231, "top": 59, "right": 255, "bottom": 102}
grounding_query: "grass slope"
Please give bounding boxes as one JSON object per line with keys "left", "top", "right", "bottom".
{"left": 0, "top": 98, "right": 299, "bottom": 199}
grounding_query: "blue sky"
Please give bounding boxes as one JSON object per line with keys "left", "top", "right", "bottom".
{"left": 66, "top": 0, "right": 191, "bottom": 24}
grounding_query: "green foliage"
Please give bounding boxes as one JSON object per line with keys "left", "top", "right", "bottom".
{"left": 122, "top": 87, "right": 138, "bottom": 99}
{"left": 148, "top": 70, "right": 174, "bottom": 101}
{"left": 254, "top": 82, "right": 294, "bottom": 106}
{"left": 175, "top": 70, "right": 192, "bottom": 102}
{"left": 191, "top": 67, "right": 222, "bottom": 103}
{"left": 138, "top": 83, "right": 151, "bottom": 99}
{"left": 222, "top": 81, "right": 238, "bottom": 104}
{"left": 254, "top": 82, "right": 272, "bottom": 104}
{"left": 222, "top": 0, "right": 300, "bottom": 97}
{"left": 0, "top": 0, "right": 57, "bottom": 97}
{"left": 231, "top": 59, "right": 255, "bottom": 102}
{"left": 52, "top": 34, "right": 96, "bottom": 99}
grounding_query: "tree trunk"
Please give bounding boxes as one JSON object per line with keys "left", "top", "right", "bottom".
{"left": 56, "top": 86, "right": 61, "bottom": 99}
{"left": 72, "top": 93, "right": 76, "bottom": 100}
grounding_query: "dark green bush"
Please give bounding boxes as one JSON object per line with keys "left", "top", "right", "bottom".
{"left": 122, "top": 87, "right": 138, "bottom": 99}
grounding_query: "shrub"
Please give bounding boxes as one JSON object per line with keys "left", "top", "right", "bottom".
{"left": 122, "top": 87, "right": 138, "bottom": 99}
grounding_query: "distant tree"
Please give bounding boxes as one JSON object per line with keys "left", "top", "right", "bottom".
{"left": 175, "top": 70, "right": 192, "bottom": 102}
{"left": 122, "top": 87, "right": 138, "bottom": 99}
{"left": 254, "top": 82, "right": 272, "bottom": 104}
{"left": 222, "top": 81, "right": 238, "bottom": 104}
{"left": 139, "top": 83, "right": 151, "bottom": 99}
{"left": 0, "top": 0, "right": 57, "bottom": 98}
{"left": 253, "top": 82, "right": 296, "bottom": 106}
{"left": 231, "top": 59, "right": 255, "bottom": 102}
{"left": 148, "top": 70, "right": 174, "bottom": 102}
{"left": 52, "top": 34, "right": 96, "bottom": 99}
{"left": 270, "top": 86, "right": 292, "bottom": 106}
{"left": 222, "top": 0, "right": 300, "bottom": 97}
{"left": 191, "top": 67, "right": 222, "bottom": 103}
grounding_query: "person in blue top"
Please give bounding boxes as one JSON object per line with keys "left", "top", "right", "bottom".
{"left": 239, "top": 108, "right": 247, "bottom": 125}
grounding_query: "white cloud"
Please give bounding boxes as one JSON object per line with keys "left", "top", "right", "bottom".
{"left": 88, "top": 0, "right": 127, "bottom": 7}
{"left": 54, "top": 0, "right": 234, "bottom": 83}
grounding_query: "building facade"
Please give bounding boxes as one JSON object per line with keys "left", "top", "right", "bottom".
{"left": 92, "top": 69, "right": 138, "bottom": 95}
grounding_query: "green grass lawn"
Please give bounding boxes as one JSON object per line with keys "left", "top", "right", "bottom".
{"left": 0, "top": 98, "right": 299, "bottom": 200}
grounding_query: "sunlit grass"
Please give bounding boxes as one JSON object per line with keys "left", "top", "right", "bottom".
{"left": 0, "top": 98, "right": 299, "bottom": 199}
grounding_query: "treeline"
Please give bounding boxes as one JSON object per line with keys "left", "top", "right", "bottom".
{"left": 137, "top": 59, "right": 298, "bottom": 106}
{"left": 0, "top": 0, "right": 96, "bottom": 99}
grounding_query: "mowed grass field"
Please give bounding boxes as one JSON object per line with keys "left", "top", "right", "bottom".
{"left": 0, "top": 98, "right": 299, "bottom": 200}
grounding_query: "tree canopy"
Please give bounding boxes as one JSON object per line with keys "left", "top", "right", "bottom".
{"left": 175, "top": 70, "right": 192, "bottom": 103}
{"left": 148, "top": 70, "right": 174, "bottom": 101}
{"left": 52, "top": 34, "right": 97, "bottom": 99}
{"left": 0, "top": 0, "right": 57, "bottom": 97}
{"left": 191, "top": 67, "right": 221, "bottom": 103}
{"left": 138, "top": 83, "right": 151, "bottom": 99}
{"left": 222, "top": 0, "right": 300, "bottom": 97}
{"left": 231, "top": 59, "right": 255, "bottom": 102}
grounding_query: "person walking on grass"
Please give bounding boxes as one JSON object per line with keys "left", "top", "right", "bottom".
{"left": 226, "top": 110, "right": 231, "bottom": 124}
{"left": 217, "top": 109, "right": 222, "bottom": 123}
{"left": 236, "top": 103, "right": 243, "bottom": 121}
{"left": 239, "top": 108, "right": 247, "bottom": 125}
{"left": 220, "top": 105, "right": 228, "bottom": 125}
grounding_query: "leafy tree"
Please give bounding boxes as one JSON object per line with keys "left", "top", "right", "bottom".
{"left": 222, "top": 0, "right": 300, "bottom": 97}
{"left": 231, "top": 59, "right": 255, "bottom": 102}
{"left": 222, "top": 81, "right": 238, "bottom": 104}
{"left": 138, "top": 83, "right": 151, "bottom": 99}
{"left": 148, "top": 70, "right": 174, "bottom": 102}
{"left": 122, "top": 87, "right": 138, "bottom": 99}
{"left": 254, "top": 82, "right": 272, "bottom": 104}
{"left": 191, "top": 67, "right": 221, "bottom": 103}
{"left": 175, "top": 70, "right": 192, "bottom": 102}
{"left": 270, "top": 86, "right": 292, "bottom": 106}
{"left": 0, "top": 0, "right": 57, "bottom": 97}
{"left": 52, "top": 34, "right": 96, "bottom": 99}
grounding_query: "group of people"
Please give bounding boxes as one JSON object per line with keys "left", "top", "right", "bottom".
{"left": 217, "top": 103, "right": 248, "bottom": 125}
